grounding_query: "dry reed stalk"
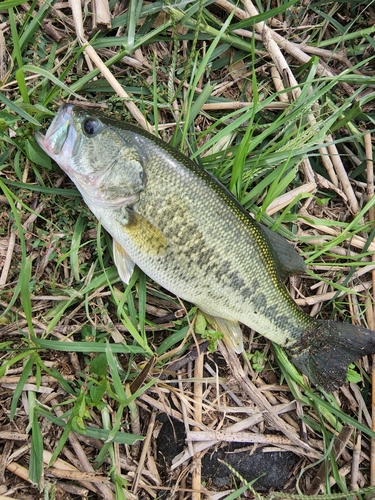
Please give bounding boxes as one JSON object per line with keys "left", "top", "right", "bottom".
{"left": 138, "top": 392, "right": 207, "bottom": 430}
{"left": 0, "top": 375, "right": 75, "bottom": 384}
{"left": 222, "top": 0, "right": 358, "bottom": 211}
{"left": 265, "top": 182, "right": 316, "bottom": 216}
{"left": 327, "top": 141, "right": 359, "bottom": 212}
{"left": 6, "top": 462, "right": 35, "bottom": 485}
{"left": 0, "top": 431, "right": 28, "bottom": 441}
{"left": 46, "top": 467, "right": 109, "bottom": 482}
{"left": 351, "top": 410, "right": 362, "bottom": 491}
{"left": 218, "top": 342, "right": 314, "bottom": 453}
{"left": 187, "top": 430, "right": 292, "bottom": 445}
{"left": 0, "top": 29, "right": 9, "bottom": 83}
{"left": 0, "top": 494, "right": 23, "bottom": 500}
{"left": 69, "top": 0, "right": 151, "bottom": 130}
{"left": 201, "top": 101, "right": 288, "bottom": 110}
{"left": 333, "top": 459, "right": 365, "bottom": 490}
{"left": 295, "top": 281, "right": 372, "bottom": 307}
{"left": 91, "top": 0, "right": 111, "bottom": 30}
{"left": 215, "top": 0, "right": 347, "bottom": 72}
{"left": 51, "top": 399, "right": 115, "bottom": 499}
{"left": 0, "top": 163, "right": 29, "bottom": 286}
{"left": 52, "top": 482, "right": 90, "bottom": 497}
{"left": 43, "top": 450, "right": 105, "bottom": 497}
{"left": 171, "top": 400, "right": 321, "bottom": 469}
{"left": 204, "top": 362, "right": 244, "bottom": 407}
{"left": 132, "top": 411, "right": 157, "bottom": 494}
{"left": 270, "top": 65, "right": 289, "bottom": 103}
{"left": 1, "top": 382, "right": 55, "bottom": 393}
{"left": 232, "top": 24, "right": 353, "bottom": 65}
{"left": 298, "top": 210, "right": 375, "bottom": 252}
{"left": 315, "top": 172, "right": 348, "bottom": 201}
{"left": 364, "top": 132, "right": 375, "bottom": 485}
{"left": 215, "top": 0, "right": 354, "bottom": 64}
{"left": 309, "top": 282, "right": 328, "bottom": 316}
{"left": 272, "top": 64, "right": 317, "bottom": 184}
{"left": 128, "top": 472, "right": 157, "bottom": 499}
{"left": 0, "top": 440, "right": 12, "bottom": 484}
{"left": 192, "top": 350, "right": 204, "bottom": 500}
{"left": 178, "top": 372, "right": 195, "bottom": 458}
{"left": 307, "top": 424, "right": 354, "bottom": 494}
{"left": 350, "top": 382, "right": 372, "bottom": 427}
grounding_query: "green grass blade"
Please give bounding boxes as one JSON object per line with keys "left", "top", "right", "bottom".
{"left": 35, "top": 338, "right": 147, "bottom": 355}
{"left": 19, "top": 256, "right": 34, "bottom": 337}
{"left": 0, "top": 92, "right": 40, "bottom": 125}
{"left": 37, "top": 406, "right": 143, "bottom": 444}
{"left": 15, "top": 69, "right": 29, "bottom": 104}
{"left": 70, "top": 213, "right": 86, "bottom": 282}
{"left": 127, "top": 0, "right": 143, "bottom": 52}
{"left": 29, "top": 394, "right": 44, "bottom": 487}
{"left": 8, "top": 7, "right": 22, "bottom": 68}
{"left": 20, "top": 64, "right": 82, "bottom": 99}
{"left": 106, "top": 340, "right": 127, "bottom": 401}
{"left": 10, "top": 354, "right": 35, "bottom": 420}
{"left": 230, "top": 0, "right": 300, "bottom": 29}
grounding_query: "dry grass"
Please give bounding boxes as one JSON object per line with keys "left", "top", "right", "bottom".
{"left": 1, "top": 1, "right": 375, "bottom": 499}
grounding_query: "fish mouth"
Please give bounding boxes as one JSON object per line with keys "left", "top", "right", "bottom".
{"left": 35, "top": 104, "right": 78, "bottom": 166}
{"left": 35, "top": 105, "right": 140, "bottom": 208}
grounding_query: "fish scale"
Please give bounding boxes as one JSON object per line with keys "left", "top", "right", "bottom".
{"left": 137, "top": 146, "right": 309, "bottom": 340}
{"left": 35, "top": 104, "right": 375, "bottom": 392}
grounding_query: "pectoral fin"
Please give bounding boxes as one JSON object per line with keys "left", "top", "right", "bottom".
{"left": 113, "top": 240, "right": 135, "bottom": 284}
{"left": 203, "top": 312, "right": 244, "bottom": 354}
{"left": 124, "top": 211, "right": 169, "bottom": 256}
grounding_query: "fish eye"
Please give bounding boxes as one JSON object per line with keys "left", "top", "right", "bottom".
{"left": 82, "top": 117, "right": 100, "bottom": 136}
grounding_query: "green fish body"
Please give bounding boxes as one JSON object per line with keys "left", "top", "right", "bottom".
{"left": 36, "top": 105, "right": 375, "bottom": 392}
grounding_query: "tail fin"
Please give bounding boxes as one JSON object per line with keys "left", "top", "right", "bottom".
{"left": 287, "top": 320, "right": 375, "bottom": 392}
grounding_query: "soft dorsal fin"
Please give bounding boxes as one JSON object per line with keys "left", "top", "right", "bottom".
{"left": 257, "top": 223, "right": 306, "bottom": 281}
{"left": 113, "top": 240, "right": 135, "bottom": 284}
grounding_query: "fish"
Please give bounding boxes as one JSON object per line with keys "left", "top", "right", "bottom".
{"left": 35, "top": 104, "right": 375, "bottom": 393}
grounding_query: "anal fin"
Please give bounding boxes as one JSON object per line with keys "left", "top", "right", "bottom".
{"left": 203, "top": 312, "right": 244, "bottom": 354}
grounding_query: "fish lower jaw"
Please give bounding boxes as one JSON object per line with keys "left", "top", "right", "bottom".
{"left": 81, "top": 192, "right": 139, "bottom": 210}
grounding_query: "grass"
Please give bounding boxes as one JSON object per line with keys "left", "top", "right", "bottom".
{"left": 1, "top": 0, "right": 375, "bottom": 498}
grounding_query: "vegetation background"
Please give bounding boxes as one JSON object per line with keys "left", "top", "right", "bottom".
{"left": 0, "top": 0, "right": 375, "bottom": 498}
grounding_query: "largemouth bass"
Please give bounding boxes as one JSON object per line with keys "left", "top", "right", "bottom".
{"left": 36, "top": 104, "right": 375, "bottom": 392}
